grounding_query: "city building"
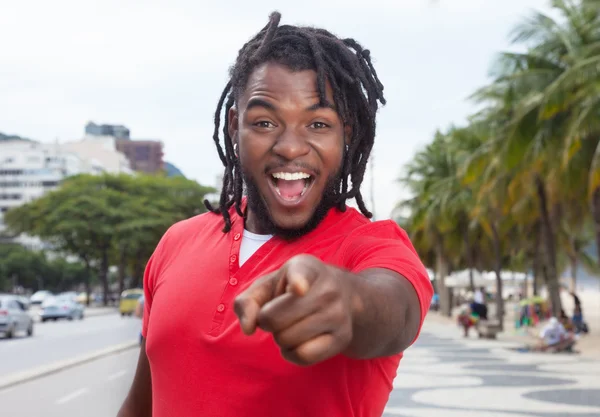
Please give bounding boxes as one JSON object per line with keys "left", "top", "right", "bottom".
{"left": 85, "top": 121, "right": 164, "bottom": 174}
{"left": 115, "top": 139, "right": 164, "bottom": 174}
{"left": 61, "top": 135, "right": 134, "bottom": 175}
{"left": 0, "top": 139, "right": 107, "bottom": 249}
{"left": 85, "top": 122, "right": 130, "bottom": 140}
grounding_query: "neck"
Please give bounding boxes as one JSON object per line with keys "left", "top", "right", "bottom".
{"left": 244, "top": 209, "right": 269, "bottom": 235}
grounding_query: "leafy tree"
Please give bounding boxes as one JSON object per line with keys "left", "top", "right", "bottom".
{"left": 4, "top": 173, "right": 214, "bottom": 304}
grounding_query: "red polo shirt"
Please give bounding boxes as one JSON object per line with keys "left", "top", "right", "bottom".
{"left": 143, "top": 205, "right": 432, "bottom": 417}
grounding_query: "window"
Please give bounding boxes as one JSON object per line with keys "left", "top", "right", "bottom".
{"left": 135, "top": 146, "right": 151, "bottom": 161}
{"left": 0, "top": 193, "right": 21, "bottom": 200}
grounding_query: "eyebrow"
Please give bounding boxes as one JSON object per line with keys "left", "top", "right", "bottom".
{"left": 246, "top": 97, "right": 336, "bottom": 112}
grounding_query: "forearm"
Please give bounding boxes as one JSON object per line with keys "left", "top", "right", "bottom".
{"left": 117, "top": 340, "right": 152, "bottom": 417}
{"left": 343, "top": 268, "right": 421, "bottom": 359}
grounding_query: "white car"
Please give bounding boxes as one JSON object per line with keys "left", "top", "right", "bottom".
{"left": 0, "top": 294, "right": 34, "bottom": 338}
{"left": 30, "top": 290, "right": 53, "bottom": 305}
{"left": 40, "top": 294, "right": 85, "bottom": 322}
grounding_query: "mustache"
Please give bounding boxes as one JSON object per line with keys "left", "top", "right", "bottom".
{"left": 263, "top": 161, "right": 321, "bottom": 176}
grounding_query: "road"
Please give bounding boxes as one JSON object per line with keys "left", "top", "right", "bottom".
{"left": 0, "top": 348, "right": 138, "bottom": 417}
{"left": 0, "top": 312, "right": 140, "bottom": 376}
{"left": 1, "top": 316, "right": 599, "bottom": 416}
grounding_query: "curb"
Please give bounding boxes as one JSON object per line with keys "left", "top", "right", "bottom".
{"left": 0, "top": 340, "right": 139, "bottom": 391}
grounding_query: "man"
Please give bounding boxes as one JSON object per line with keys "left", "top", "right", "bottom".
{"left": 471, "top": 286, "right": 488, "bottom": 320}
{"left": 538, "top": 317, "right": 576, "bottom": 353}
{"left": 118, "top": 12, "right": 432, "bottom": 417}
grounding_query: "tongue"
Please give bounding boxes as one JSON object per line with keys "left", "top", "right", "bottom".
{"left": 277, "top": 179, "right": 305, "bottom": 199}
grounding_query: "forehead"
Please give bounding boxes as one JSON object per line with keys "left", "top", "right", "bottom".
{"left": 239, "top": 62, "right": 334, "bottom": 107}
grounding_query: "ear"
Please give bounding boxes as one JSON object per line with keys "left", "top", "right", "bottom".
{"left": 228, "top": 106, "right": 239, "bottom": 149}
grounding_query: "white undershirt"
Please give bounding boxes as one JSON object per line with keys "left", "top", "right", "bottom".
{"left": 239, "top": 229, "right": 273, "bottom": 266}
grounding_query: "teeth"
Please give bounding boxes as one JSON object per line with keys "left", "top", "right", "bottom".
{"left": 272, "top": 172, "right": 311, "bottom": 181}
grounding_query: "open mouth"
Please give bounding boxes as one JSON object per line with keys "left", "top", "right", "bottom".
{"left": 268, "top": 171, "right": 315, "bottom": 204}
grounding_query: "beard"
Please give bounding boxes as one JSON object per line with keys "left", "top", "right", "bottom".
{"left": 243, "top": 171, "right": 340, "bottom": 241}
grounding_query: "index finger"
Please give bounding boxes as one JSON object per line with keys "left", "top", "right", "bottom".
{"left": 281, "top": 255, "right": 321, "bottom": 297}
{"left": 234, "top": 272, "right": 278, "bottom": 335}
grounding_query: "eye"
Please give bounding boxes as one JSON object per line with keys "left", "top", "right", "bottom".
{"left": 253, "top": 121, "right": 275, "bottom": 128}
{"left": 309, "top": 121, "right": 330, "bottom": 129}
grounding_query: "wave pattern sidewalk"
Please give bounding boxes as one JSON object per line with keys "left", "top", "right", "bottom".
{"left": 384, "top": 320, "right": 600, "bottom": 417}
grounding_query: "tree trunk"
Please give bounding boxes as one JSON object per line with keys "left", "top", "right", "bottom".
{"left": 99, "top": 249, "right": 110, "bottom": 306}
{"left": 592, "top": 188, "right": 600, "bottom": 269}
{"left": 132, "top": 249, "right": 144, "bottom": 289}
{"left": 83, "top": 258, "right": 92, "bottom": 307}
{"left": 435, "top": 242, "right": 452, "bottom": 317}
{"left": 532, "top": 223, "right": 541, "bottom": 297}
{"left": 490, "top": 221, "right": 504, "bottom": 330}
{"left": 461, "top": 216, "right": 475, "bottom": 292}
{"left": 569, "top": 253, "right": 578, "bottom": 293}
{"left": 117, "top": 245, "right": 127, "bottom": 296}
{"left": 535, "top": 176, "right": 562, "bottom": 317}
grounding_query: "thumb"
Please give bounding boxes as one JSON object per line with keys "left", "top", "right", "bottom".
{"left": 282, "top": 255, "right": 321, "bottom": 297}
{"left": 234, "top": 272, "right": 278, "bottom": 335}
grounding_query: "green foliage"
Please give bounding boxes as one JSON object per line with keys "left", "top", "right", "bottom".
{"left": 0, "top": 244, "right": 88, "bottom": 293}
{"left": 399, "top": 0, "right": 600, "bottom": 318}
{"left": 3, "top": 173, "right": 214, "bottom": 302}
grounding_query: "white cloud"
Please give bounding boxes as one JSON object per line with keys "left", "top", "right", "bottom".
{"left": 0, "top": 0, "right": 550, "bottom": 218}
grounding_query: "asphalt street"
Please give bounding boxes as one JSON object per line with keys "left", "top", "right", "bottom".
{"left": 0, "top": 312, "right": 140, "bottom": 376}
{"left": 1, "top": 348, "right": 138, "bottom": 417}
{"left": 1, "top": 316, "right": 599, "bottom": 417}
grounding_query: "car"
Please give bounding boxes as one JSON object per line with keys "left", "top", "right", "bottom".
{"left": 119, "top": 289, "right": 144, "bottom": 316}
{"left": 30, "top": 290, "right": 53, "bottom": 305}
{"left": 39, "top": 293, "right": 85, "bottom": 322}
{"left": 0, "top": 294, "right": 34, "bottom": 338}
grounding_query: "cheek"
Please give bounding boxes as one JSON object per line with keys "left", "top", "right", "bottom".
{"left": 238, "top": 131, "right": 270, "bottom": 168}
{"left": 314, "top": 137, "right": 345, "bottom": 174}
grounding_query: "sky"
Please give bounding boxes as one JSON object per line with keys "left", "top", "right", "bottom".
{"left": 0, "top": 0, "right": 551, "bottom": 220}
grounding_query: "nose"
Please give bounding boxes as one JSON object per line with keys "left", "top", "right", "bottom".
{"left": 272, "top": 128, "right": 310, "bottom": 161}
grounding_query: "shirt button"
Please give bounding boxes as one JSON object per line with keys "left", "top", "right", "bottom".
{"left": 217, "top": 304, "right": 225, "bottom": 312}
{"left": 229, "top": 278, "right": 238, "bottom": 286}
{"left": 234, "top": 233, "right": 241, "bottom": 241}
{"left": 230, "top": 255, "right": 237, "bottom": 263}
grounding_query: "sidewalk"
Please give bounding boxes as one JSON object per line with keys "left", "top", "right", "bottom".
{"left": 424, "top": 310, "right": 600, "bottom": 359}
{"left": 389, "top": 319, "right": 600, "bottom": 416}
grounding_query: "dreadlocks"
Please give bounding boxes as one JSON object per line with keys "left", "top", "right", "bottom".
{"left": 204, "top": 11, "right": 386, "bottom": 232}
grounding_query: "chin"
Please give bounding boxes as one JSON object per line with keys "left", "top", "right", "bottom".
{"left": 269, "top": 210, "right": 315, "bottom": 231}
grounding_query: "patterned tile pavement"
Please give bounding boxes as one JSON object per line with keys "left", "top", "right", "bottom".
{"left": 384, "top": 319, "right": 600, "bottom": 417}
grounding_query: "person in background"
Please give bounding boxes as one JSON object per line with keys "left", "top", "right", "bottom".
{"left": 430, "top": 293, "right": 440, "bottom": 311}
{"left": 471, "top": 286, "right": 488, "bottom": 320}
{"left": 537, "top": 317, "right": 576, "bottom": 353}
{"left": 572, "top": 304, "right": 589, "bottom": 334}
{"left": 458, "top": 305, "right": 478, "bottom": 338}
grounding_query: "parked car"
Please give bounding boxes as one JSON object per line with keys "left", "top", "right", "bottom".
{"left": 119, "top": 289, "right": 144, "bottom": 316}
{"left": 16, "top": 296, "right": 31, "bottom": 310}
{"left": 39, "top": 293, "right": 85, "bottom": 322}
{"left": 30, "top": 290, "right": 53, "bottom": 305}
{"left": 0, "top": 294, "right": 34, "bottom": 338}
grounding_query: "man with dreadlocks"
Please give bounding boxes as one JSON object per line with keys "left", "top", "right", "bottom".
{"left": 119, "top": 12, "right": 432, "bottom": 417}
